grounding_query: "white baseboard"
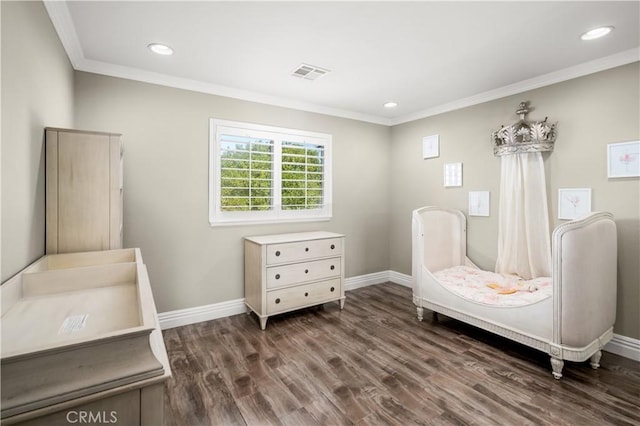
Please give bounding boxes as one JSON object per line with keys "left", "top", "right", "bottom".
{"left": 604, "top": 334, "right": 640, "bottom": 361}
{"left": 389, "top": 270, "right": 412, "bottom": 287}
{"left": 159, "top": 270, "right": 410, "bottom": 329}
{"left": 343, "top": 270, "right": 390, "bottom": 291}
{"left": 343, "top": 270, "right": 412, "bottom": 290}
{"left": 158, "top": 297, "right": 246, "bottom": 330}
{"left": 157, "top": 271, "right": 640, "bottom": 363}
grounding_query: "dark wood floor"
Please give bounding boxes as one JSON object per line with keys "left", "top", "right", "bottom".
{"left": 163, "top": 283, "right": 640, "bottom": 426}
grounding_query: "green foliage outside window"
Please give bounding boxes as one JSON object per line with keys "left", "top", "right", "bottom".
{"left": 219, "top": 136, "right": 324, "bottom": 212}
{"left": 220, "top": 136, "right": 273, "bottom": 211}
{"left": 282, "top": 141, "right": 324, "bottom": 210}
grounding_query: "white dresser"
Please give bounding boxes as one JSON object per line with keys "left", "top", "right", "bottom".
{"left": 244, "top": 231, "right": 345, "bottom": 329}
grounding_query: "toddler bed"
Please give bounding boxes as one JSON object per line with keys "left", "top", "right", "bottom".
{"left": 411, "top": 206, "right": 617, "bottom": 379}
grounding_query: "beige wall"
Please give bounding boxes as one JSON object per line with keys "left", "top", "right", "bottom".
{"left": 390, "top": 62, "right": 640, "bottom": 339}
{"left": 73, "top": 72, "right": 391, "bottom": 312}
{"left": 1, "top": 1, "right": 74, "bottom": 281}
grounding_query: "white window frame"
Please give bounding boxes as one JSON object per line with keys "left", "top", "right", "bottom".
{"left": 209, "top": 119, "right": 332, "bottom": 226}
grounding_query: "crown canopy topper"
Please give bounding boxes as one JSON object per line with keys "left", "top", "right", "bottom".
{"left": 492, "top": 102, "right": 557, "bottom": 156}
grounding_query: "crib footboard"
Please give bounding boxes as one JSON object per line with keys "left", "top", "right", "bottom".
{"left": 550, "top": 212, "right": 617, "bottom": 377}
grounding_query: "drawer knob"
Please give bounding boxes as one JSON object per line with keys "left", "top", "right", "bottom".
{"left": 330, "top": 244, "right": 335, "bottom": 249}
{"left": 305, "top": 247, "right": 309, "bottom": 252}
{"left": 305, "top": 269, "right": 309, "bottom": 274}
{"left": 305, "top": 292, "right": 309, "bottom": 297}
{"left": 330, "top": 286, "right": 335, "bottom": 292}
{"left": 275, "top": 298, "right": 281, "bottom": 304}
{"left": 330, "top": 265, "right": 335, "bottom": 270}
{"left": 275, "top": 274, "right": 281, "bottom": 279}
{"left": 275, "top": 250, "right": 281, "bottom": 256}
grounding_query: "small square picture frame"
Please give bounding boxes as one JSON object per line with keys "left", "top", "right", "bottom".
{"left": 558, "top": 188, "right": 591, "bottom": 220}
{"left": 469, "top": 191, "right": 490, "bottom": 217}
{"left": 422, "top": 134, "right": 439, "bottom": 159}
{"left": 444, "top": 162, "right": 462, "bottom": 187}
{"left": 607, "top": 140, "right": 640, "bottom": 178}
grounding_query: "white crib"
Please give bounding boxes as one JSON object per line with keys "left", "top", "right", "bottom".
{"left": 411, "top": 206, "right": 617, "bottom": 379}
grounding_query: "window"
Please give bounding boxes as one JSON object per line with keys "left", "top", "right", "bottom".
{"left": 209, "top": 119, "right": 332, "bottom": 226}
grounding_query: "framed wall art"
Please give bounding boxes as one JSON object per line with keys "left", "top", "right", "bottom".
{"left": 558, "top": 188, "right": 591, "bottom": 220}
{"left": 607, "top": 141, "right": 640, "bottom": 178}
{"left": 444, "top": 162, "right": 462, "bottom": 187}
{"left": 469, "top": 191, "right": 490, "bottom": 216}
{"left": 422, "top": 134, "right": 439, "bottom": 159}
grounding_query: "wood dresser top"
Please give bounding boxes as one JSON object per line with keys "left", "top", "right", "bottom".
{"left": 244, "top": 231, "right": 344, "bottom": 245}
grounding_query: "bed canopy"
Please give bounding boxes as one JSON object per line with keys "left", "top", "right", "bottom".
{"left": 492, "top": 102, "right": 557, "bottom": 280}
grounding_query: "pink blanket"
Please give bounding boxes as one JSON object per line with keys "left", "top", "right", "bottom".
{"left": 432, "top": 265, "right": 552, "bottom": 307}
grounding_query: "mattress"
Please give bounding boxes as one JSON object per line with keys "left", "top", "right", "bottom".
{"left": 432, "top": 265, "right": 552, "bottom": 307}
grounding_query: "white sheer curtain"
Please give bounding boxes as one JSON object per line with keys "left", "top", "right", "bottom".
{"left": 496, "top": 152, "right": 551, "bottom": 279}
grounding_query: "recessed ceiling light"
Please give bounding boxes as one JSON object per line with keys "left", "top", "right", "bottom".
{"left": 383, "top": 102, "right": 398, "bottom": 108}
{"left": 580, "top": 26, "right": 614, "bottom": 41}
{"left": 148, "top": 43, "right": 174, "bottom": 55}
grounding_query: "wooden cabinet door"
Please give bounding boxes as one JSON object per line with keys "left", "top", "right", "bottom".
{"left": 46, "top": 129, "right": 122, "bottom": 254}
{"left": 57, "top": 131, "right": 111, "bottom": 253}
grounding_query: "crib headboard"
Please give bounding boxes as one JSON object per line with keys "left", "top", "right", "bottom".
{"left": 412, "top": 206, "right": 466, "bottom": 273}
{"left": 552, "top": 212, "right": 617, "bottom": 347}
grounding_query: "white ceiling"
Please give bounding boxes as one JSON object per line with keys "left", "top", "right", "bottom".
{"left": 45, "top": 1, "right": 639, "bottom": 126}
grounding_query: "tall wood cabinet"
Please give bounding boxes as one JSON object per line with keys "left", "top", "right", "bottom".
{"left": 45, "top": 128, "right": 123, "bottom": 254}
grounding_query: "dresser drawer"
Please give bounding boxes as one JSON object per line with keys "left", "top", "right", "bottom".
{"left": 266, "top": 258, "right": 341, "bottom": 289}
{"left": 266, "top": 238, "right": 342, "bottom": 265}
{"left": 266, "top": 279, "right": 341, "bottom": 314}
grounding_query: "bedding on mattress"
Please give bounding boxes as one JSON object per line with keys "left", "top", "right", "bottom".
{"left": 431, "top": 265, "right": 552, "bottom": 307}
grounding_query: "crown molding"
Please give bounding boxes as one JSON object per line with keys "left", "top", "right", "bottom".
{"left": 43, "top": 0, "right": 84, "bottom": 68}
{"left": 45, "top": 1, "right": 638, "bottom": 128}
{"left": 76, "top": 58, "right": 392, "bottom": 126}
{"left": 389, "top": 48, "right": 640, "bottom": 126}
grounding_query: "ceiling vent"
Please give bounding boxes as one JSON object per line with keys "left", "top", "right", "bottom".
{"left": 291, "top": 63, "right": 330, "bottom": 81}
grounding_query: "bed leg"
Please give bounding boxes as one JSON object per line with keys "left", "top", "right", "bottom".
{"left": 590, "top": 350, "right": 602, "bottom": 369}
{"left": 550, "top": 357, "right": 564, "bottom": 379}
{"left": 433, "top": 311, "right": 438, "bottom": 321}
{"left": 416, "top": 307, "right": 424, "bottom": 322}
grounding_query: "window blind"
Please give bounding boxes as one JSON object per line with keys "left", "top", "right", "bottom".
{"left": 219, "top": 134, "right": 274, "bottom": 211}
{"left": 281, "top": 141, "right": 325, "bottom": 210}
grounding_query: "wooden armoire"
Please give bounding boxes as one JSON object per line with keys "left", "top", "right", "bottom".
{"left": 45, "top": 128, "right": 123, "bottom": 253}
